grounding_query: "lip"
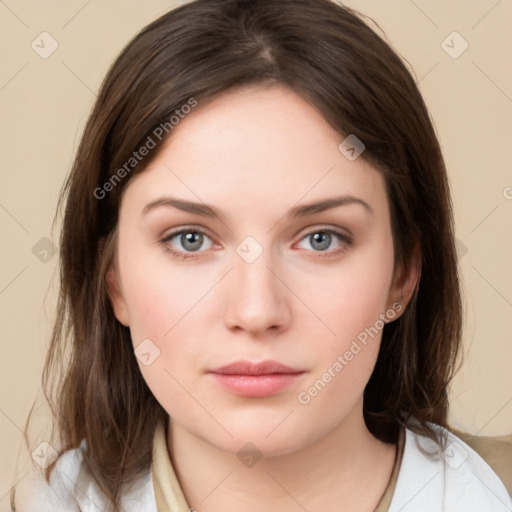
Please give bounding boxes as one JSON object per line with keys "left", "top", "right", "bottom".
{"left": 208, "top": 360, "right": 306, "bottom": 397}
{"left": 210, "top": 360, "right": 303, "bottom": 376}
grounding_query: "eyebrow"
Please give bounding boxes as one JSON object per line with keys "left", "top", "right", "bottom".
{"left": 141, "top": 195, "right": 373, "bottom": 219}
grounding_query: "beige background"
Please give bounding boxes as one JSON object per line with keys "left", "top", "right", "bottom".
{"left": 1, "top": 0, "right": 511, "bottom": 498}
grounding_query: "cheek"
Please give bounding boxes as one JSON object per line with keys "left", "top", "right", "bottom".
{"left": 297, "top": 242, "right": 394, "bottom": 352}
{"left": 117, "top": 244, "right": 219, "bottom": 403}
{"left": 119, "top": 254, "right": 211, "bottom": 419}
{"left": 294, "top": 238, "right": 394, "bottom": 401}
{"left": 118, "top": 244, "right": 216, "bottom": 343}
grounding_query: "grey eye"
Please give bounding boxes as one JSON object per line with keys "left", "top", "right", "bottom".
{"left": 164, "top": 229, "right": 214, "bottom": 254}
{"left": 178, "top": 231, "right": 207, "bottom": 252}
{"left": 308, "top": 232, "right": 332, "bottom": 251}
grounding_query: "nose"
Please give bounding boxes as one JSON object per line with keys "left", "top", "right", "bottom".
{"left": 222, "top": 246, "right": 291, "bottom": 336}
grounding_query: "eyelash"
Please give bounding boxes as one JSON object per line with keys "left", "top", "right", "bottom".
{"left": 159, "top": 226, "right": 353, "bottom": 261}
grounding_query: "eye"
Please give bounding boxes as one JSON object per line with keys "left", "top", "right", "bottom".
{"left": 296, "top": 228, "right": 352, "bottom": 256}
{"left": 160, "top": 228, "right": 215, "bottom": 260}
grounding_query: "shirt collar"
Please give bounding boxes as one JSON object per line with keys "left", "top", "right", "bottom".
{"left": 152, "top": 419, "right": 193, "bottom": 512}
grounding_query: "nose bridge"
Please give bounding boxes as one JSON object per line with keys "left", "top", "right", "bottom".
{"left": 223, "top": 238, "right": 289, "bottom": 333}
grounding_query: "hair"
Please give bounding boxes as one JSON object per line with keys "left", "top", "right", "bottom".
{"left": 17, "top": 0, "right": 463, "bottom": 510}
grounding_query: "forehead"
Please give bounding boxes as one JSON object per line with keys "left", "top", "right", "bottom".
{"left": 122, "top": 85, "right": 388, "bottom": 220}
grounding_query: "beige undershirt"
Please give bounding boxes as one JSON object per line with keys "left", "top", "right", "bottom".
{"left": 152, "top": 420, "right": 405, "bottom": 512}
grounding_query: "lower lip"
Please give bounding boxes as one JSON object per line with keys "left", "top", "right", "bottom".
{"left": 209, "top": 372, "right": 305, "bottom": 397}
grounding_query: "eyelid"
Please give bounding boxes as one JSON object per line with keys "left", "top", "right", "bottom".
{"left": 299, "top": 224, "right": 352, "bottom": 239}
{"left": 160, "top": 225, "right": 215, "bottom": 241}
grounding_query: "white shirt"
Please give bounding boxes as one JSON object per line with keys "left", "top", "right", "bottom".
{"left": 11, "top": 422, "right": 512, "bottom": 512}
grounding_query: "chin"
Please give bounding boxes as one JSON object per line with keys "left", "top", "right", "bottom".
{"left": 198, "top": 421, "right": 317, "bottom": 460}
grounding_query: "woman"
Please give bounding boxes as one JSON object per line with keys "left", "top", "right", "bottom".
{"left": 11, "top": 0, "right": 512, "bottom": 511}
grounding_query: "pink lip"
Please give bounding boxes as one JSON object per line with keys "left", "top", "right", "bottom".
{"left": 208, "top": 360, "right": 306, "bottom": 397}
{"left": 210, "top": 360, "right": 302, "bottom": 375}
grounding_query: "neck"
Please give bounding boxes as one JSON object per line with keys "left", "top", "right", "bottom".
{"left": 167, "top": 399, "right": 397, "bottom": 512}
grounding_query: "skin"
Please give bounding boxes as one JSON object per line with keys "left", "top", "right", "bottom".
{"left": 107, "top": 85, "right": 420, "bottom": 512}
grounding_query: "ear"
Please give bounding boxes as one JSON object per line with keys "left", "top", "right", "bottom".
{"left": 386, "top": 239, "right": 421, "bottom": 319}
{"left": 106, "top": 264, "right": 130, "bottom": 327}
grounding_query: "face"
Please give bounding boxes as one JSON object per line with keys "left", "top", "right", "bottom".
{"left": 108, "top": 85, "right": 416, "bottom": 456}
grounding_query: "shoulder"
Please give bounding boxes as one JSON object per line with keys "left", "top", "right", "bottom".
{"left": 389, "top": 423, "right": 512, "bottom": 512}
{"left": 11, "top": 441, "right": 157, "bottom": 512}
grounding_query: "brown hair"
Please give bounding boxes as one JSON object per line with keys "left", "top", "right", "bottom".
{"left": 18, "top": 0, "right": 463, "bottom": 509}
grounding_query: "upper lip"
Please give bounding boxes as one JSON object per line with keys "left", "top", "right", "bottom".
{"left": 209, "top": 360, "right": 304, "bottom": 376}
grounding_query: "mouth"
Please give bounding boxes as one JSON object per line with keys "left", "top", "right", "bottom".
{"left": 208, "top": 360, "right": 306, "bottom": 397}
